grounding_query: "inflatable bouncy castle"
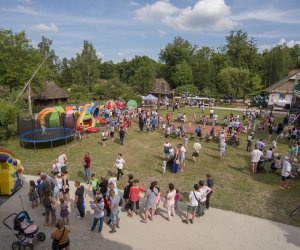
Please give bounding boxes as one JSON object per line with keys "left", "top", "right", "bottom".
{"left": 0, "top": 148, "right": 24, "bottom": 195}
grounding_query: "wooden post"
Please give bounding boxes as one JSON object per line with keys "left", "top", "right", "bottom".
{"left": 28, "top": 83, "right": 33, "bottom": 116}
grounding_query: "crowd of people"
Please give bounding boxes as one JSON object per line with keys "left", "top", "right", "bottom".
{"left": 25, "top": 105, "right": 300, "bottom": 249}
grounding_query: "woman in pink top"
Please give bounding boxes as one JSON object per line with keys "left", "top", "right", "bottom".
{"left": 128, "top": 179, "right": 145, "bottom": 216}
{"left": 164, "top": 183, "right": 176, "bottom": 221}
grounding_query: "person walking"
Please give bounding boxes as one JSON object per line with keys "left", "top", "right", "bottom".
{"left": 119, "top": 126, "right": 125, "bottom": 145}
{"left": 114, "top": 153, "right": 127, "bottom": 181}
{"left": 82, "top": 152, "right": 91, "bottom": 184}
{"left": 89, "top": 196, "right": 105, "bottom": 233}
{"left": 164, "top": 183, "right": 176, "bottom": 221}
{"left": 192, "top": 140, "right": 201, "bottom": 163}
{"left": 74, "top": 181, "right": 85, "bottom": 218}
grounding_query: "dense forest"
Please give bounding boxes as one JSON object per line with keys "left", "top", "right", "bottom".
{"left": 0, "top": 28, "right": 300, "bottom": 138}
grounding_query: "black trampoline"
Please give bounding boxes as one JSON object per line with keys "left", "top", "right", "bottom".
{"left": 19, "top": 128, "right": 75, "bottom": 148}
{"left": 18, "top": 115, "right": 77, "bottom": 149}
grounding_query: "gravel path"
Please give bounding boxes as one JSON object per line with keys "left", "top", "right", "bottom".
{"left": 0, "top": 175, "right": 299, "bottom": 250}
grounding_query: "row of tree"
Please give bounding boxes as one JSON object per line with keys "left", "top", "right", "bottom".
{"left": 1, "top": 28, "right": 300, "bottom": 103}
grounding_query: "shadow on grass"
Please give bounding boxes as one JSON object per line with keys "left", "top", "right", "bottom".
{"left": 19, "top": 137, "right": 75, "bottom": 149}
{"left": 77, "top": 170, "right": 86, "bottom": 181}
{"left": 204, "top": 152, "right": 220, "bottom": 159}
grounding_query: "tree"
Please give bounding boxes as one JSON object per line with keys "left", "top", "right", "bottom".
{"left": 192, "top": 47, "right": 216, "bottom": 91}
{"left": 217, "top": 67, "right": 252, "bottom": 98}
{"left": 171, "top": 61, "right": 193, "bottom": 87}
{"left": 0, "top": 29, "right": 49, "bottom": 92}
{"left": 262, "top": 45, "right": 293, "bottom": 86}
{"left": 0, "top": 101, "right": 20, "bottom": 139}
{"left": 225, "top": 30, "right": 258, "bottom": 71}
{"left": 100, "top": 61, "right": 116, "bottom": 79}
{"left": 58, "top": 57, "right": 73, "bottom": 87}
{"left": 71, "top": 40, "right": 101, "bottom": 91}
{"left": 37, "top": 36, "right": 58, "bottom": 81}
{"left": 159, "top": 36, "right": 196, "bottom": 86}
{"left": 129, "top": 63, "right": 156, "bottom": 95}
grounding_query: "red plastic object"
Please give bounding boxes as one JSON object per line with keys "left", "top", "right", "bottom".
{"left": 86, "top": 127, "right": 100, "bottom": 133}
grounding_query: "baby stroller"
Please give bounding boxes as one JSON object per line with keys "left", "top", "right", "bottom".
{"left": 3, "top": 211, "right": 46, "bottom": 250}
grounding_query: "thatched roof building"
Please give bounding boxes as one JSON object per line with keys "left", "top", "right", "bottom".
{"left": 33, "top": 81, "right": 69, "bottom": 108}
{"left": 150, "top": 78, "right": 173, "bottom": 95}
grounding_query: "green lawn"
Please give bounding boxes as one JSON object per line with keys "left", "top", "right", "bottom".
{"left": 1, "top": 107, "right": 300, "bottom": 227}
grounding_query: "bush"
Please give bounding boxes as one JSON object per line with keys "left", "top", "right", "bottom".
{"left": 0, "top": 102, "right": 20, "bottom": 139}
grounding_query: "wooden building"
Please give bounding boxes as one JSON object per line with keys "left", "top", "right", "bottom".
{"left": 32, "top": 81, "right": 69, "bottom": 111}
{"left": 266, "top": 69, "right": 300, "bottom": 110}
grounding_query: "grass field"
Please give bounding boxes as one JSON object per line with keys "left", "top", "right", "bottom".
{"left": 1, "top": 107, "right": 300, "bottom": 227}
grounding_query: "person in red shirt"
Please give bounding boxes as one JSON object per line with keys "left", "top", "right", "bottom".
{"left": 128, "top": 179, "right": 146, "bottom": 217}
{"left": 82, "top": 152, "right": 91, "bottom": 184}
{"left": 77, "top": 123, "right": 84, "bottom": 141}
{"left": 166, "top": 113, "right": 171, "bottom": 125}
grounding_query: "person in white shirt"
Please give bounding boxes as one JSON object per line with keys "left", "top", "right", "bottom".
{"left": 113, "top": 153, "right": 126, "bottom": 181}
{"left": 51, "top": 159, "right": 61, "bottom": 175}
{"left": 219, "top": 141, "right": 227, "bottom": 158}
{"left": 196, "top": 180, "right": 211, "bottom": 217}
{"left": 265, "top": 148, "right": 273, "bottom": 161}
{"left": 192, "top": 140, "right": 201, "bottom": 163}
{"left": 163, "top": 141, "right": 172, "bottom": 159}
{"left": 280, "top": 157, "right": 294, "bottom": 189}
{"left": 250, "top": 146, "right": 264, "bottom": 174}
{"left": 182, "top": 184, "right": 201, "bottom": 224}
{"left": 58, "top": 150, "right": 68, "bottom": 173}
{"left": 108, "top": 173, "right": 118, "bottom": 188}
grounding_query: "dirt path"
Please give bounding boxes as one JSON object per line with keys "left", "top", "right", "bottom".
{"left": 0, "top": 175, "right": 299, "bottom": 250}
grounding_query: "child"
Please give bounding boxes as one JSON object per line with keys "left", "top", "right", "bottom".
{"left": 36, "top": 178, "right": 42, "bottom": 204}
{"left": 89, "top": 174, "right": 100, "bottom": 198}
{"left": 29, "top": 180, "right": 38, "bottom": 208}
{"left": 59, "top": 198, "right": 69, "bottom": 225}
{"left": 289, "top": 144, "right": 298, "bottom": 158}
{"left": 192, "top": 113, "right": 196, "bottom": 123}
{"left": 154, "top": 186, "right": 161, "bottom": 215}
{"left": 174, "top": 189, "right": 180, "bottom": 209}
{"left": 162, "top": 161, "right": 167, "bottom": 174}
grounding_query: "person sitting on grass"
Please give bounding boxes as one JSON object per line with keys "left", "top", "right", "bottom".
{"left": 182, "top": 184, "right": 201, "bottom": 224}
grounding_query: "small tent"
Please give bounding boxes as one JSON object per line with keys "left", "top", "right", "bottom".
{"left": 142, "top": 94, "right": 158, "bottom": 101}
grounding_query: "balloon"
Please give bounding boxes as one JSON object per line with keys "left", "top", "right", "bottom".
{"left": 7, "top": 158, "right": 13, "bottom": 164}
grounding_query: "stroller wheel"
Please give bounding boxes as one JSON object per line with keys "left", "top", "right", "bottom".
{"left": 22, "top": 244, "right": 33, "bottom": 250}
{"left": 37, "top": 232, "right": 46, "bottom": 241}
{"left": 12, "top": 241, "right": 20, "bottom": 250}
